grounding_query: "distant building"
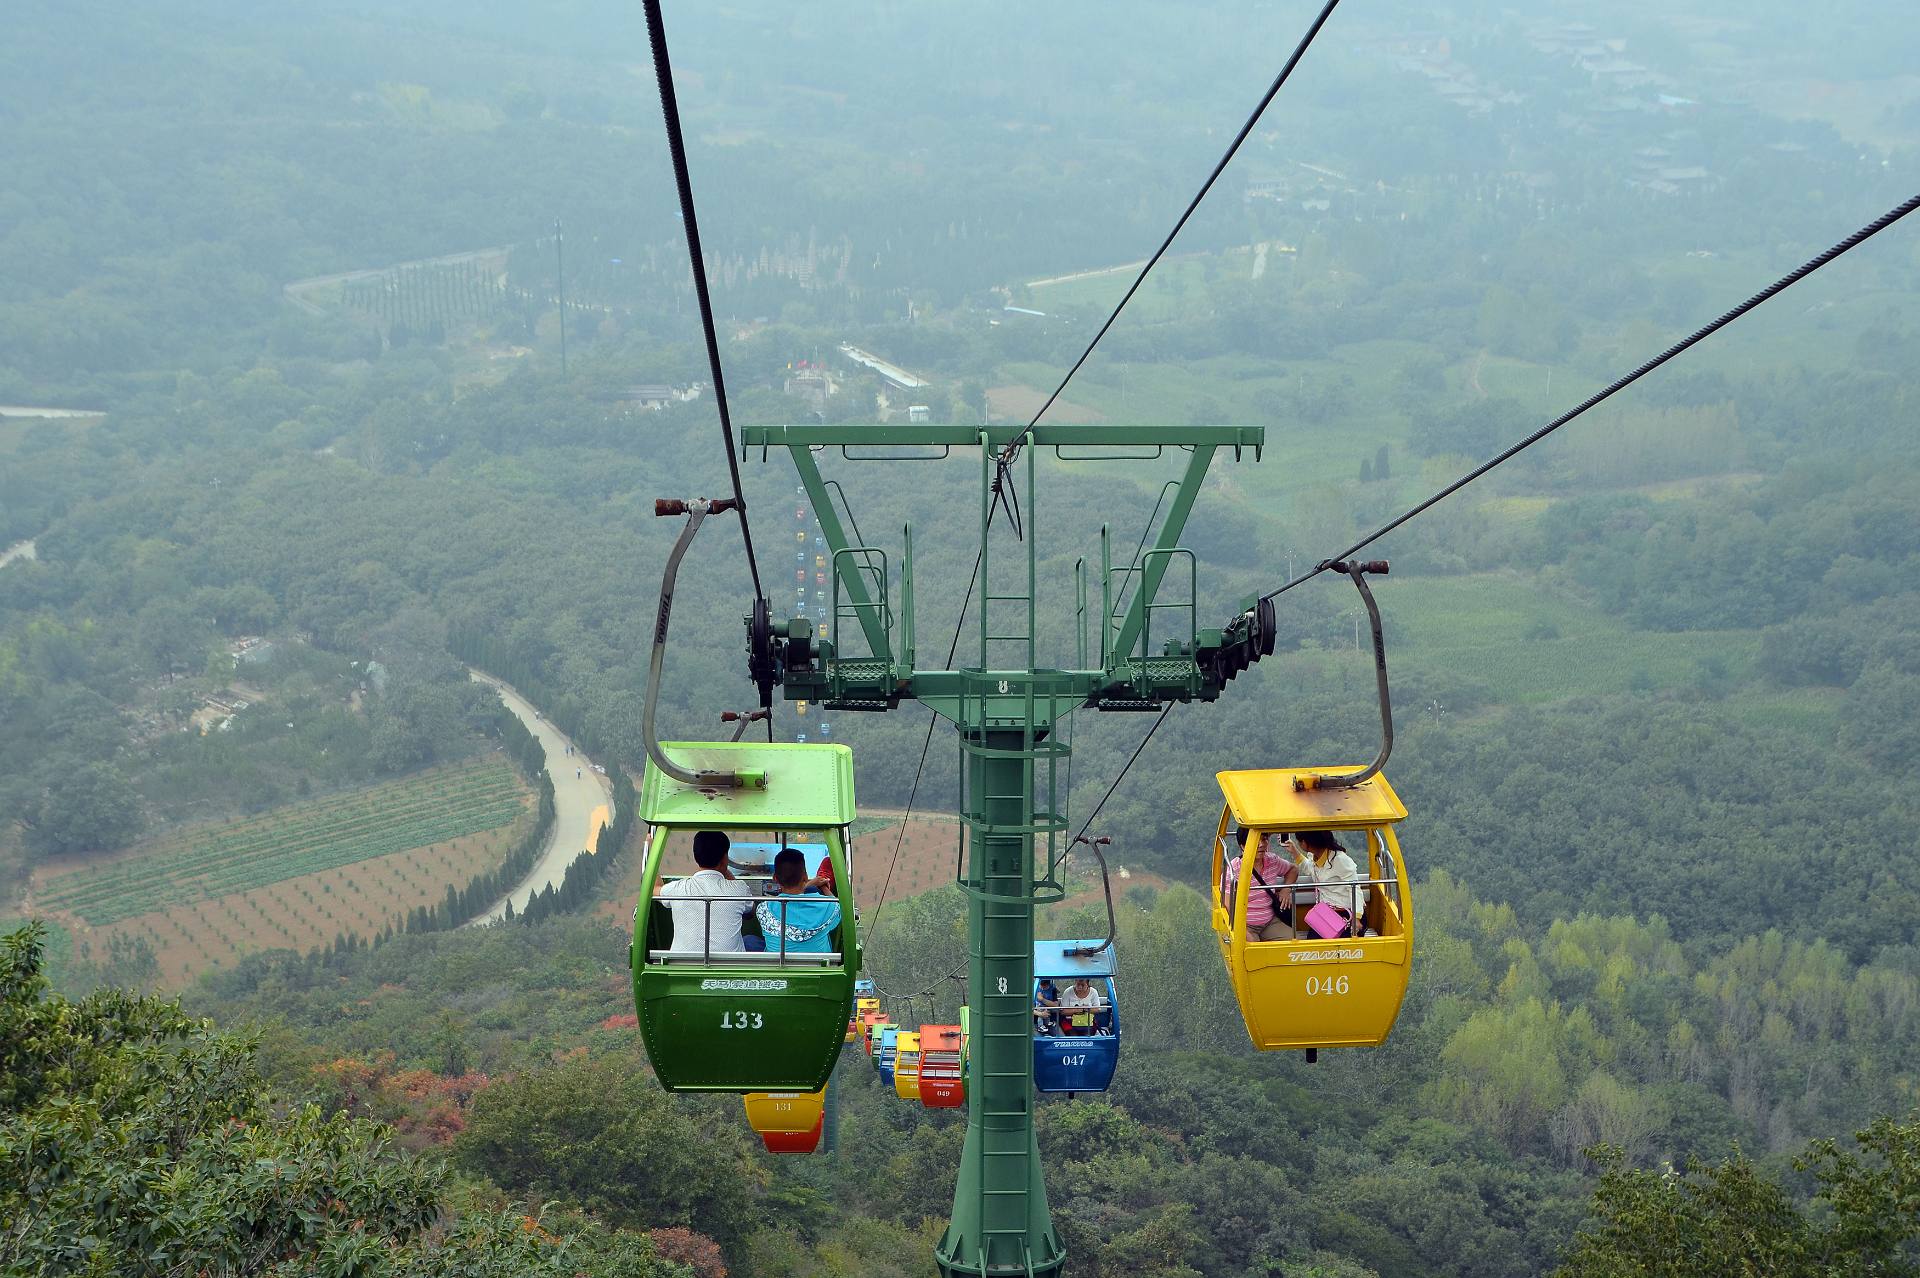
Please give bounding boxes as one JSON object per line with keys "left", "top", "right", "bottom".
{"left": 618, "top": 383, "right": 702, "bottom": 411}
{"left": 837, "top": 344, "right": 928, "bottom": 391}
{"left": 907, "top": 405, "right": 931, "bottom": 422}
{"left": 234, "top": 639, "right": 276, "bottom": 666}
{"left": 783, "top": 364, "right": 838, "bottom": 408}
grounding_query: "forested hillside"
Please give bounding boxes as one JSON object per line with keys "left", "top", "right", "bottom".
{"left": 5, "top": 0, "right": 1920, "bottom": 1272}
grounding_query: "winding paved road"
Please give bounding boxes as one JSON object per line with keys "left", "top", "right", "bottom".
{"left": 468, "top": 671, "right": 614, "bottom": 924}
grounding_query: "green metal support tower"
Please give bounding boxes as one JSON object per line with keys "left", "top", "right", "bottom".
{"left": 741, "top": 423, "right": 1271, "bottom": 1277}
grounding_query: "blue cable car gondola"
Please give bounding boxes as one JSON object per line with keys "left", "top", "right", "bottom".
{"left": 876, "top": 1025, "right": 902, "bottom": 1085}
{"left": 1032, "top": 939, "right": 1119, "bottom": 1095}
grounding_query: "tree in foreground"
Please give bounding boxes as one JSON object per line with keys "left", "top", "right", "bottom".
{"left": 1555, "top": 1115, "right": 1920, "bottom": 1278}
{"left": 0, "top": 923, "right": 688, "bottom": 1278}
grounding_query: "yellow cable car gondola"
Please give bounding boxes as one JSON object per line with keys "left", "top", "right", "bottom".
{"left": 849, "top": 995, "right": 880, "bottom": 1044}
{"left": 892, "top": 1030, "right": 923, "bottom": 1100}
{"left": 744, "top": 1087, "right": 826, "bottom": 1138}
{"left": 1210, "top": 560, "right": 1414, "bottom": 1059}
{"left": 1210, "top": 767, "right": 1412, "bottom": 1056}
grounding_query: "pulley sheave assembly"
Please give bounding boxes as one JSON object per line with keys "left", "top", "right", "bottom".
{"left": 747, "top": 596, "right": 779, "bottom": 709}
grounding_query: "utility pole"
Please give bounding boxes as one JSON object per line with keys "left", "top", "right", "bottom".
{"left": 554, "top": 218, "right": 568, "bottom": 377}
{"left": 744, "top": 421, "right": 1273, "bottom": 1277}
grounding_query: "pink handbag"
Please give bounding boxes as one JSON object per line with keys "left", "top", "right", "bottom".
{"left": 1304, "top": 901, "right": 1351, "bottom": 940}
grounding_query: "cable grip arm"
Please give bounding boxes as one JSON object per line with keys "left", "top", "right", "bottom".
{"left": 721, "top": 708, "right": 770, "bottom": 741}
{"left": 1297, "top": 560, "right": 1392, "bottom": 792}
{"left": 1065, "top": 836, "right": 1118, "bottom": 957}
{"left": 643, "top": 498, "right": 766, "bottom": 789}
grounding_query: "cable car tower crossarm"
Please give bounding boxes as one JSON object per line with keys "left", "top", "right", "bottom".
{"left": 742, "top": 421, "right": 1270, "bottom": 1277}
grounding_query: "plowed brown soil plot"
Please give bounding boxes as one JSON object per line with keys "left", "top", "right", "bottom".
{"left": 95, "top": 821, "right": 530, "bottom": 987}
{"left": 849, "top": 815, "right": 964, "bottom": 909}
{"left": 35, "top": 757, "right": 534, "bottom": 988}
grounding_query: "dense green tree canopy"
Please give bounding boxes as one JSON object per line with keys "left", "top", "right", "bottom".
{"left": 0, "top": 923, "right": 688, "bottom": 1278}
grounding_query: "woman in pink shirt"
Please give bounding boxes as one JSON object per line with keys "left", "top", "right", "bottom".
{"left": 1223, "top": 827, "right": 1296, "bottom": 941}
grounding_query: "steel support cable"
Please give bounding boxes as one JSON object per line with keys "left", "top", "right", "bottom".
{"left": 867, "top": 543, "right": 986, "bottom": 928}
{"left": 1258, "top": 191, "right": 1920, "bottom": 605}
{"left": 641, "top": 0, "right": 763, "bottom": 603}
{"left": 874, "top": 961, "right": 968, "bottom": 1007}
{"left": 874, "top": 638, "right": 1172, "bottom": 1003}
{"left": 1069, "top": 703, "right": 1173, "bottom": 848}
{"left": 988, "top": 0, "right": 1346, "bottom": 531}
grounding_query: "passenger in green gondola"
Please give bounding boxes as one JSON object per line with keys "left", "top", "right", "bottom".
{"left": 656, "top": 830, "right": 756, "bottom": 954}
{"left": 754, "top": 848, "right": 843, "bottom": 955}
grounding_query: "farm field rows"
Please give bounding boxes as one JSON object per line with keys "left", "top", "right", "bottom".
{"left": 92, "top": 820, "right": 532, "bottom": 987}
{"left": 847, "top": 815, "right": 962, "bottom": 909}
{"left": 35, "top": 758, "right": 529, "bottom": 925}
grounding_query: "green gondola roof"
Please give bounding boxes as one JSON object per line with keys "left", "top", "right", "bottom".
{"left": 641, "top": 741, "right": 856, "bottom": 827}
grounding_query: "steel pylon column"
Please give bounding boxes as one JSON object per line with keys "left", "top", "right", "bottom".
{"left": 938, "top": 718, "right": 1065, "bottom": 1278}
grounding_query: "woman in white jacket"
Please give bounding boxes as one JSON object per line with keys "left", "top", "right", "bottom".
{"left": 1284, "top": 829, "right": 1367, "bottom": 935}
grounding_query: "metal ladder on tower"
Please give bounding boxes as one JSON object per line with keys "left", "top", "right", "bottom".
{"left": 955, "top": 671, "right": 1068, "bottom": 1274}
{"left": 954, "top": 439, "right": 1066, "bottom": 1274}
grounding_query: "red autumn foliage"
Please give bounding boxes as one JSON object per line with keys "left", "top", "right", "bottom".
{"left": 310, "top": 1051, "right": 491, "bottom": 1150}
{"left": 599, "top": 1012, "right": 639, "bottom": 1031}
{"left": 649, "top": 1227, "right": 726, "bottom": 1278}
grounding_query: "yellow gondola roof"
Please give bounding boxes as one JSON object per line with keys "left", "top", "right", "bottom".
{"left": 1215, "top": 768, "right": 1407, "bottom": 830}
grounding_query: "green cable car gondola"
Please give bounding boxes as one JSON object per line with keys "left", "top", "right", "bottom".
{"left": 631, "top": 740, "right": 861, "bottom": 1093}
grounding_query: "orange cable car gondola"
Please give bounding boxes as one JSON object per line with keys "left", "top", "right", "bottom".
{"left": 860, "top": 1010, "right": 888, "bottom": 1054}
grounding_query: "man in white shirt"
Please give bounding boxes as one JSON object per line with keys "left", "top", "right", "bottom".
{"left": 656, "top": 830, "right": 755, "bottom": 955}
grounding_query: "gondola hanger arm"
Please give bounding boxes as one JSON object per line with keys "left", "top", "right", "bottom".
{"left": 642, "top": 497, "right": 768, "bottom": 789}
{"left": 1296, "top": 560, "right": 1392, "bottom": 792}
{"left": 1064, "top": 836, "right": 1118, "bottom": 958}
